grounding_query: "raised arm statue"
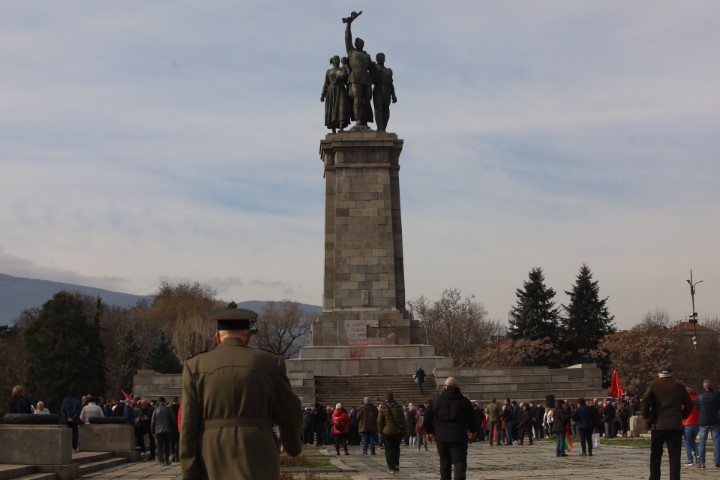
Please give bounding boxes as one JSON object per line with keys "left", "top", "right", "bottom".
{"left": 343, "top": 11, "right": 374, "bottom": 129}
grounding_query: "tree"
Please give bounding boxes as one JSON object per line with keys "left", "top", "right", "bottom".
{"left": 23, "top": 291, "right": 106, "bottom": 411}
{"left": 146, "top": 331, "right": 182, "bottom": 374}
{"left": 561, "top": 264, "right": 615, "bottom": 365}
{"left": 253, "top": 301, "right": 313, "bottom": 359}
{"left": 136, "top": 281, "right": 219, "bottom": 362}
{"left": 508, "top": 267, "right": 560, "bottom": 342}
{"left": 590, "top": 320, "right": 675, "bottom": 396}
{"left": 117, "top": 329, "right": 142, "bottom": 392}
{"left": 409, "top": 289, "right": 504, "bottom": 366}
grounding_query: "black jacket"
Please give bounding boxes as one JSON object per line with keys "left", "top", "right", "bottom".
{"left": 696, "top": 388, "right": 720, "bottom": 426}
{"left": 429, "top": 386, "right": 477, "bottom": 443}
{"left": 572, "top": 405, "right": 598, "bottom": 430}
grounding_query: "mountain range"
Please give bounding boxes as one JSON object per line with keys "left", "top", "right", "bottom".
{"left": 0, "top": 273, "right": 321, "bottom": 326}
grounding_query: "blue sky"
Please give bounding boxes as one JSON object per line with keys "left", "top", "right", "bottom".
{"left": 1, "top": 1, "right": 718, "bottom": 330}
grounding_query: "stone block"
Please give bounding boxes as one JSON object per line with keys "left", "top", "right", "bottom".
{"left": 79, "top": 425, "right": 135, "bottom": 453}
{"left": 0, "top": 425, "right": 72, "bottom": 465}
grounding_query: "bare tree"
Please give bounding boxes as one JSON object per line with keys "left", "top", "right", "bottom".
{"left": 253, "top": 301, "right": 313, "bottom": 359}
{"left": 408, "top": 289, "right": 503, "bottom": 366}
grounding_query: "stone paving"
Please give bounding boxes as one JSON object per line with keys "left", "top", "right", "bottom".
{"left": 77, "top": 439, "right": 716, "bottom": 479}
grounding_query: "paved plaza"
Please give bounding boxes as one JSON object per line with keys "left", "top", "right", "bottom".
{"left": 76, "top": 439, "right": 715, "bottom": 480}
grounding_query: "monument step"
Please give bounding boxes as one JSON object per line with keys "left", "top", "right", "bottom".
{"left": 0, "top": 466, "right": 44, "bottom": 480}
{"left": 314, "top": 374, "right": 435, "bottom": 408}
{"left": 0, "top": 473, "right": 55, "bottom": 480}
{"left": 78, "top": 457, "right": 128, "bottom": 476}
{"left": 71, "top": 451, "right": 113, "bottom": 465}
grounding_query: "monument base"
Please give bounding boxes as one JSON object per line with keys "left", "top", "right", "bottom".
{"left": 287, "top": 344, "right": 453, "bottom": 405}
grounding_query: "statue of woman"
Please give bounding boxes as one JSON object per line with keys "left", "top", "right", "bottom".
{"left": 321, "top": 56, "right": 350, "bottom": 133}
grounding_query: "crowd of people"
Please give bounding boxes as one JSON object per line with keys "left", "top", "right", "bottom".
{"left": 8, "top": 363, "right": 720, "bottom": 480}
{"left": 7, "top": 386, "right": 181, "bottom": 466}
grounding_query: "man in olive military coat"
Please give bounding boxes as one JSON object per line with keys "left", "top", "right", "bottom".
{"left": 180, "top": 305, "right": 302, "bottom": 479}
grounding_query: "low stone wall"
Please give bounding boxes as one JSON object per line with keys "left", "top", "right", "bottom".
{"left": 0, "top": 424, "right": 72, "bottom": 465}
{"left": 80, "top": 424, "right": 136, "bottom": 455}
{"left": 434, "top": 364, "right": 606, "bottom": 404}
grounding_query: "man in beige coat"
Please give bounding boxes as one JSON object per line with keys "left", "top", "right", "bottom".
{"left": 180, "top": 305, "right": 302, "bottom": 479}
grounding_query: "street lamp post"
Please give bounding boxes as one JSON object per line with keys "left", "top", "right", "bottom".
{"left": 686, "top": 269, "right": 703, "bottom": 347}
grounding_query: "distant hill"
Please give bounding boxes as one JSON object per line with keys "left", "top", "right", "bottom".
{"left": 0, "top": 273, "right": 149, "bottom": 325}
{"left": 0, "top": 273, "right": 322, "bottom": 326}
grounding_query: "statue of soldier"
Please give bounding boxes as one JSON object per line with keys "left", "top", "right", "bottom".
{"left": 343, "top": 11, "right": 374, "bottom": 129}
{"left": 371, "top": 52, "right": 397, "bottom": 132}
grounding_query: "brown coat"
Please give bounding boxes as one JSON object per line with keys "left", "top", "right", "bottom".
{"left": 641, "top": 376, "right": 693, "bottom": 430}
{"left": 358, "top": 402, "right": 378, "bottom": 433}
{"left": 180, "top": 338, "right": 302, "bottom": 480}
{"left": 377, "top": 401, "right": 407, "bottom": 436}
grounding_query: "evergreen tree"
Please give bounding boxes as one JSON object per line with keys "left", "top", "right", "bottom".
{"left": 508, "top": 267, "right": 560, "bottom": 341}
{"left": 23, "top": 291, "right": 106, "bottom": 411}
{"left": 118, "top": 329, "right": 142, "bottom": 393}
{"left": 562, "top": 264, "right": 615, "bottom": 364}
{"left": 146, "top": 331, "right": 182, "bottom": 374}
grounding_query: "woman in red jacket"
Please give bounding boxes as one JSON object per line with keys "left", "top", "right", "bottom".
{"left": 683, "top": 387, "right": 700, "bottom": 466}
{"left": 332, "top": 403, "right": 351, "bottom": 455}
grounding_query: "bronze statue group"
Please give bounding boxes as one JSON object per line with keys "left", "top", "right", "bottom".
{"left": 321, "top": 11, "right": 397, "bottom": 133}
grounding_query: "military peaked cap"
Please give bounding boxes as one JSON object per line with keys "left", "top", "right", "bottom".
{"left": 208, "top": 304, "right": 259, "bottom": 332}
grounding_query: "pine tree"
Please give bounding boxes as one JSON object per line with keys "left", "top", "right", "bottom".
{"left": 23, "top": 291, "right": 107, "bottom": 411}
{"left": 118, "top": 329, "right": 142, "bottom": 393}
{"left": 562, "top": 264, "right": 615, "bottom": 364}
{"left": 146, "top": 331, "right": 182, "bottom": 374}
{"left": 508, "top": 267, "right": 560, "bottom": 341}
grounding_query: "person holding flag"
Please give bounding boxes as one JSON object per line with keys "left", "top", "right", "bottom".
{"left": 551, "top": 399, "right": 570, "bottom": 457}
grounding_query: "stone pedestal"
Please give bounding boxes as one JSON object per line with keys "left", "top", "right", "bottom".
{"left": 286, "top": 131, "right": 455, "bottom": 405}
{"left": 0, "top": 424, "right": 72, "bottom": 464}
{"left": 315, "top": 131, "right": 413, "bottom": 346}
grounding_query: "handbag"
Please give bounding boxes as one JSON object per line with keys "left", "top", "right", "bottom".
{"left": 592, "top": 432, "right": 600, "bottom": 448}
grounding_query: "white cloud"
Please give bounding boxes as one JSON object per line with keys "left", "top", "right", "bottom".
{"left": 1, "top": 1, "right": 719, "bottom": 329}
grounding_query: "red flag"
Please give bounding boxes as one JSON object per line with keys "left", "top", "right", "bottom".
{"left": 564, "top": 425, "right": 574, "bottom": 451}
{"left": 609, "top": 369, "right": 624, "bottom": 399}
{"left": 121, "top": 389, "right": 133, "bottom": 402}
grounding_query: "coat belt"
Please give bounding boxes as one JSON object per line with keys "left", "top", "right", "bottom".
{"left": 204, "top": 418, "right": 271, "bottom": 429}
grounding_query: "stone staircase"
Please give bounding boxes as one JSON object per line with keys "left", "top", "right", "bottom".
{"left": 314, "top": 374, "right": 436, "bottom": 408}
{"left": 0, "top": 452, "right": 134, "bottom": 480}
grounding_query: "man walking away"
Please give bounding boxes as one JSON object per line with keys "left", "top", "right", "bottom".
{"left": 180, "top": 305, "right": 302, "bottom": 479}
{"left": 377, "top": 392, "right": 406, "bottom": 474}
{"left": 696, "top": 379, "right": 720, "bottom": 469}
{"left": 358, "top": 397, "right": 379, "bottom": 455}
{"left": 428, "top": 377, "right": 477, "bottom": 480}
{"left": 151, "top": 397, "right": 177, "bottom": 466}
{"left": 641, "top": 365, "right": 693, "bottom": 480}
{"left": 485, "top": 398, "right": 500, "bottom": 446}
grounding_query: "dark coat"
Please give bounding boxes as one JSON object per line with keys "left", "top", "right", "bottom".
{"left": 430, "top": 386, "right": 477, "bottom": 443}
{"left": 180, "top": 337, "right": 302, "bottom": 480}
{"left": 641, "top": 376, "right": 693, "bottom": 430}
{"left": 695, "top": 388, "right": 720, "bottom": 426}
{"left": 60, "top": 396, "right": 82, "bottom": 423}
{"left": 572, "top": 405, "right": 598, "bottom": 430}
{"left": 151, "top": 402, "right": 177, "bottom": 435}
{"left": 414, "top": 368, "right": 426, "bottom": 384}
{"left": 551, "top": 407, "right": 567, "bottom": 434}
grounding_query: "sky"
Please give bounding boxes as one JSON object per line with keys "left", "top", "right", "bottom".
{"left": 1, "top": 1, "right": 718, "bottom": 331}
